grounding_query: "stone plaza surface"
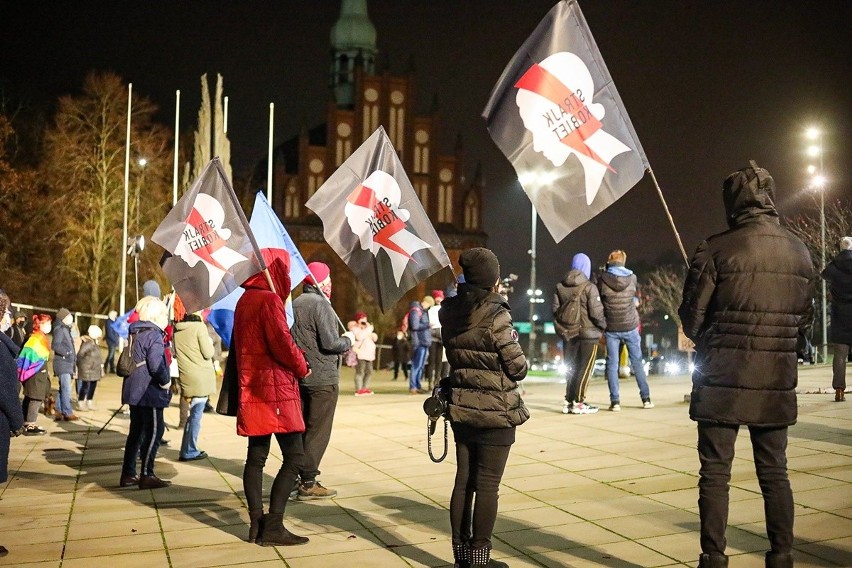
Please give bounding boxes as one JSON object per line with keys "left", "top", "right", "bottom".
{"left": 1, "top": 365, "right": 850, "bottom": 567}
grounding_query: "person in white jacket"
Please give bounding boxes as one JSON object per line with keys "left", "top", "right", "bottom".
{"left": 348, "top": 311, "right": 378, "bottom": 396}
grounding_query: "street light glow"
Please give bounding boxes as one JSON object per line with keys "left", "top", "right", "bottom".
{"left": 812, "top": 175, "right": 826, "bottom": 188}
{"left": 138, "top": 157, "right": 148, "bottom": 167}
{"left": 806, "top": 127, "right": 820, "bottom": 140}
{"left": 807, "top": 145, "right": 820, "bottom": 157}
{"left": 807, "top": 165, "right": 816, "bottom": 174}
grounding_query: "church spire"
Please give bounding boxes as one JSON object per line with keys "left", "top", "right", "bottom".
{"left": 330, "top": 0, "right": 377, "bottom": 108}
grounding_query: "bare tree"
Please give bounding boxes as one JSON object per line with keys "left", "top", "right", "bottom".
{"left": 783, "top": 196, "right": 852, "bottom": 271}
{"left": 41, "top": 72, "right": 172, "bottom": 314}
{"left": 641, "top": 265, "right": 686, "bottom": 328}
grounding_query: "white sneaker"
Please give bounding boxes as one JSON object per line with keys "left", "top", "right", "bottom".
{"left": 562, "top": 401, "right": 572, "bottom": 414}
{"left": 86, "top": 400, "right": 96, "bottom": 411}
{"left": 609, "top": 402, "right": 621, "bottom": 412}
{"left": 75, "top": 401, "right": 87, "bottom": 412}
{"left": 571, "top": 402, "right": 599, "bottom": 414}
{"left": 643, "top": 400, "right": 655, "bottom": 409}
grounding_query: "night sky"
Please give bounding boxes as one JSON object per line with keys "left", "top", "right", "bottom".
{"left": 2, "top": 1, "right": 850, "bottom": 317}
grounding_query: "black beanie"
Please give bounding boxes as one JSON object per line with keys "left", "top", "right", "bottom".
{"left": 459, "top": 248, "right": 500, "bottom": 289}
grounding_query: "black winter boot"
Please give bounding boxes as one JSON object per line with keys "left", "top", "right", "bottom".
{"left": 258, "top": 513, "right": 309, "bottom": 546}
{"left": 698, "top": 553, "right": 729, "bottom": 568}
{"left": 247, "top": 509, "right": 264, "bottom": 544}
{"left": 453, "top": 542, "right": 471, "bottom": 568}
{"left": 765, "top": 551, "right": 794, "bottom": 568}
{"left": 470, "top": 545, "right": 509, "bottom": 568}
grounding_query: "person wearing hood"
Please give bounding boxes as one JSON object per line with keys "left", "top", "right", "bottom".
{"left": 119, "top": 296, "right": 172, "bottom": 490}
{"left": 51, "top": 308, "right": 78, "bottom": 421}
{"left": 347, "top": 311, "right": 378, "bottom": 396}
{"left": 291, "top": 261, "right": 354, "bottom": 501}
{"left": 5, "top": 309, "right": 28, "bottom": 348}
{"left": 0, "top": 291, "right": 25, "bottom": 559}
{"left": 821, "top": 236, "right": 852, "bottom": 402}
{"left": 440, "top": 247, "right": 528, "bottom": 568}
{"left": 597, "top": 250, "right": 653, "bottom": 411}
{"left": 553, "top": 253, "right": 606, "bottom": 415}
{"left": 17, "top": 314, "right": 52, "bottom": 435}
{"left": 75, "top": 325, "right": 103, "bottom": 411}
{"left": 679, "top": 162, "right": 814, "bottom": 568}
{"left": 407, "top": 295, "right": 434, "bottom": 394}
{"left": 173, "top": 295, "right": 216, "bottom": 462}
{"left": 234, "top": 249, "right": 312, "bottom": 546}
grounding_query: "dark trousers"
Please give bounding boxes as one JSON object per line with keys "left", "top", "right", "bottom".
{"left": 697, "top": 422, "right": 793, "bottom": 557}
{"left": 427, "top": 341, "right": 445, "bottom": 388}
{"left": 298, "top": 384, "right": 339, "bottom": 483}
{"left": 563, "top": 339, "right": 598, "bottom": 403}
{"left": 450, "top": 441, "right": 512, "bottom": 549}
{"left": 832, "top": 343, "right": 849, "bottom": 390}
{"left": 392, "top": 360, "right": 409, "bottom": 380}
{"left": 78, "top": 381, "right": 98, "bottom": 401}
{"left": 104, "top": 343, "right": 117, "bottom": 374}
{"left": 244, "top": 432, "right": 304, "bottom": 514}
{"left": 122, "top": 405, "right": 165, "bottom": 477}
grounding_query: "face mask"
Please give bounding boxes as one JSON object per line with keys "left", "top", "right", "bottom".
{"left": 0, "top": 312, "right": 10, "bottom": 333}
{"left": 319, "top": 280, "right": 332, "bottom": 300}
{"left": 63, "top": 314, "right": 73, "bottom": 326}
{"left": 40, "top": 322, "right": 52, "bottom": 335}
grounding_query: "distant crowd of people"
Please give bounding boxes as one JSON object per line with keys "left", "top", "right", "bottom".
{"left": 2, "top": 163, "right": 850, "bottom": 566}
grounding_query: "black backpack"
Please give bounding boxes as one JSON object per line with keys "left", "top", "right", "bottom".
{"left": 116, "top": 332, "right": 145, "bottom": 377}
{"left": 554, "top": 282, "right": 590, "bottom": 340}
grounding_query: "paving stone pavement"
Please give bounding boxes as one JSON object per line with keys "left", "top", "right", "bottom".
{"left": 1, "top": 365, "right": 850, "bottom": 567}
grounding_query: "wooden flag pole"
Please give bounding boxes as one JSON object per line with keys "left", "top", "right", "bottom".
{"left": 647, "top": 167, "right": 689, "bottom": 267}
{"left": 262, "top": 268, "right": 277, "bottom": 294}
{"left": 173, "top": 90, "right": 180, "bottom": 206}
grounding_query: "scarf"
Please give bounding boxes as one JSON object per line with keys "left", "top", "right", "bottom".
{"left": 17, "top": 330, "right": 50, "bottom": 382}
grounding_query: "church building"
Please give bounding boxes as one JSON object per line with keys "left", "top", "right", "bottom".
{"left": 257, "top": 0, "right": 487, "bottom": 334}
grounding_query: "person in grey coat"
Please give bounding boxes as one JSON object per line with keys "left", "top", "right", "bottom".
{"left": 679, "top": 162, "right": 814, "bottom": 568}
{"left": 75, "top": 325, "right": 103, "bottom": 411}
{"left": 0, "top": 291, "right": 25, "bottom": 558}
{"left": 51, "top": 308, "right": 78, "bottom": 421}
{"left": 290, "top": 261, "right": 353, "bottom": 500}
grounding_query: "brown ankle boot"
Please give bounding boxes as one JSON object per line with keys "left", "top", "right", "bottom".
{"left": 258, "top": 513, "right": 308, "bottom": 546}
{"left": 836, "top": 388, "right": 846, "bottom": 402}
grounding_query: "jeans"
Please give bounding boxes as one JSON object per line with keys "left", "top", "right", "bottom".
{"left": 409, "top": 345, "right": 429, "bottom": 390}
{"left": 832, "top": 343, "right": 849, "bottom": 390}
{"left": 605, "top": 329, "right": 650, "bottom": 402}
{"left": 57, "top": 373, "right": 73, "bottom": 416}
{"left": 78, "top": 381, "right": 98, "bottom": 401}
{"left": 244, "top": 432, "right": 304, "bottom": 515}
{"left": 697, "top": 422, "right": 793, "bottom": 556}
{"left": 450, "top": 441, "right": 512, "bottom": 549}
{"left": 180, "top": 396, "right": 208, "bottom": 459}
{"left": 104, "top": 343, "right": 117, "bottom": 374}
{"left": 122, "top": 405, "right": 165, "bottom": 477}
{"left": 354, "top": 359, "right": 373, "bottom": 391}
{"left": 299, "top": 384, "right": 339, "bottom": 483}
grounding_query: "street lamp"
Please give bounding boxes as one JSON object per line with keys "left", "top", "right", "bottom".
{"left": 136, "top": 157, "right": 148, "bottom": 231}
{"left": 806, "top": 127, "right": 827, "bottom": 363}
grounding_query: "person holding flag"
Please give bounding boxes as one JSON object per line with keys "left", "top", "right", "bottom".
{"left": 233, "top": 248, "right": 311, "bottom": 546}
{"left": 291, "top": 262, "right": 354, "bottom": 500}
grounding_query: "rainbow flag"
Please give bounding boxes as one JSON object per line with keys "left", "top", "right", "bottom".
{"left": 17, "top": 331, "right": 49, "bottom": 382}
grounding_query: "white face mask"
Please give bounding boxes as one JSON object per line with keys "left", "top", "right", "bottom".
{"left": 0, "top": 312, "right": 10, "bottom": 333}
{"left": 40, "top": 322, "right": 52, "bottom": 335}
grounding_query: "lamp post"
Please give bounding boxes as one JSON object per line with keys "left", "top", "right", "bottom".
{"left": 528, "top": 201, "right": 538, "bottom": 361}
{"left": 136, "top": 157, "right": 147, "bottom": 231}
{"left": 806, "top": 127, "right": 827, "bottom": 363}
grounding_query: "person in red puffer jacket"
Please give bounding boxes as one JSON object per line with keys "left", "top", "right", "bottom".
{"left": 233, "top": 248, "right": 311, "bottom": 547}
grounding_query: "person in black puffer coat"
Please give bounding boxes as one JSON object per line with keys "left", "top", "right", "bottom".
{"left": 553, "top": 252, "right": 606, "bottom": 415}
{"left": 440, "top": 247, "right": 528, "bottom": 568}
{"left": 678, "top": 162, "right": 815, "bottom": 568}
{"left": 821, "top": 236, "right": 852, "bottom": 402}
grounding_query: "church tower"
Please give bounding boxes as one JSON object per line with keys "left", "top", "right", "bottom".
{"left": 330, "top": 0, "right": 377, "bottom": 108}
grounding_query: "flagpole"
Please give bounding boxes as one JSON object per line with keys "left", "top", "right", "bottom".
{"left": 267, "top": 102, "right": 274, "bottom": 202}
{"left": 647, "top": 167, "right": 689, "bottom": 266}
{"left": 120, "top": 83, "right": 133, "bottom": 315}
{"left": 173, "top": 89, "right": 180, "bottom": 206}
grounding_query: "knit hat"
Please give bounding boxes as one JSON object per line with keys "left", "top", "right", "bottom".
{"left": 56, "top": 308, "right": 72, "bottom": 322}
{"left": 458, "top": 247, "right": 501, "bottom": 289}
{"left": 142, "top": 280, "right": 161, "bottom": 298}
{"left": 431, "top": 289, "right": 445, "bottom": 301}
{"left": 422, "top": 295, "right": 435, "bottom": 308}
{"left": 87, "top": 325, "right": 102, "bottom": 339}
{"left": 607, "top": 250, "right": 627, "bottom": 266}
{"left": 305, "top": 261, "right": 331, "bottom": 285}
{"left": 841, "top": 237, "right": 852, "bottom": 251}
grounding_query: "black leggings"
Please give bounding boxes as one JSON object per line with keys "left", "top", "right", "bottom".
{"left": 243, "top": 432, "right": 305, "bottom": 515}
{"left": 450, "top": 441, "right": 512, "bottom": 549}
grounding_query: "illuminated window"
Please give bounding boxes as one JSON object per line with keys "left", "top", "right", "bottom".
{"left": 438, "top": 184, "right": 453, "bottom": 223}
{"left": 284, "top": 185, "right": 299, "bottom": 218}
{"left": 464, "top": 193, "right": 479, "bottom": 230}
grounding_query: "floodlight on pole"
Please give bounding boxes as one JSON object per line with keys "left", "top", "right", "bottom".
{"left": 806, "top": 126, "right": 827, "bottom": 363}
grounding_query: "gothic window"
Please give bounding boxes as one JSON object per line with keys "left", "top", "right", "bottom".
{"left": 336, "top": 123, "right": 352, "bottom": 166}
{"left": 438, "top": 184, "right": 453, "bottom": 223}
{"left": 363, "top": 88, "right": 379, "bottom": 140}
{"left": 413, "top": 129, "right": 429, "bottom": 174}
{"left": 417, "top": 182, "right": 428, "bottom": 211}
{"left": 284, "top": 185, "right": 299, "bottom": 218}
{"left": 464, "top": 193, "right": 479, "bottom": 230}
